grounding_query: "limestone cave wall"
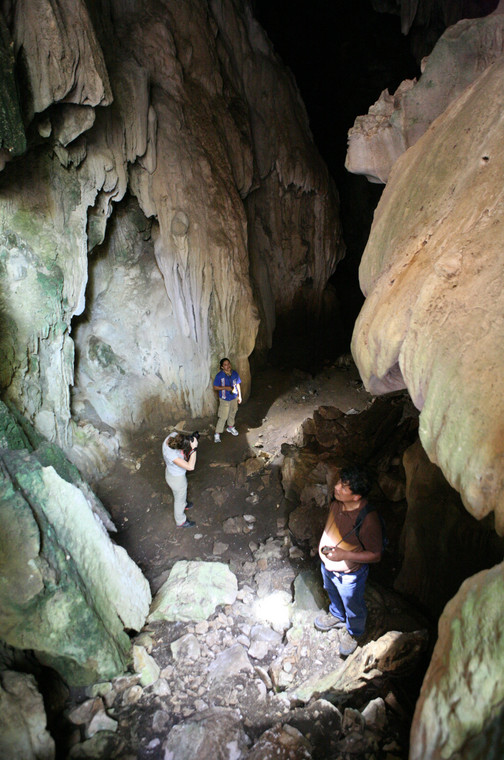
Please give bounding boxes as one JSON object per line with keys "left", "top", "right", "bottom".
{"left": 0, "top": 0, "right": 342, "bottom": 476}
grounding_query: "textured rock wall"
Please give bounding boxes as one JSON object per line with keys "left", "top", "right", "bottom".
{"left": 410, "top": 561, "right": 504, "bottom": 760}
{"left": 0, "top": 401, "right": 151, "bottom": 686}
{"left": 351, "top": 56, "right": 504, "bottom": 534}
{"left": 396, "top": 441, "right": 504, "bottom": 619}
{"left": 0, "top": 0, "right": 342, "bottom": 471}
{"left": 346, "top": 11, "right": 504, "bottom": 183}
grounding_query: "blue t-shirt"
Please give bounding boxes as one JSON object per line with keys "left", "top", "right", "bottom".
{"left": 214, "top": 369, "right": 241, "bottom": 401}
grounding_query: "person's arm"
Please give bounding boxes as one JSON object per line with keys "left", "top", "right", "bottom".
{"left": 236, "top": 382, "right": 242, "bottom": 404}
{"left": 213, "top": 373, "right": 232, "bottom": 393}
{"left": 321, "top": 545, "right": 381, "bottom": 564}
{"left": 321, "top": 511, "right": 382, "bottom": 564}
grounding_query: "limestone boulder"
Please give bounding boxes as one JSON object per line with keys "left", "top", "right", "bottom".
{"left": 0, "top": 405, "right": 151, "bottom": 686}
{"left": 148, "top": 560, "right": 238, "bottom": 623}
{"left": 0, "top": 671, "right": 55, "bottom": 760}
{"left": 410, "top": 561, "right": 504, "bottom": 760}
{"left": 346, "top": 11, "right": 504, "bottom": 183}
{"left": 351, "top": 56, "right": 504, "bottom": 531}
{"left": 162, "top": 707, "right": 249, "bottom": 760}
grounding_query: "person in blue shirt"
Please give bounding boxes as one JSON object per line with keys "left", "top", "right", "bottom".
{"left": 212, "top": 357, "right": 242, "bottom": 442}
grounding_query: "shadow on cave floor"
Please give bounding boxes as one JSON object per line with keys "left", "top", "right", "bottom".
{"left": 94, "top": 361, "right": 371, "bottom": 591}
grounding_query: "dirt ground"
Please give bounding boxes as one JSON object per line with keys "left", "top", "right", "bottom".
{"left": 94, "top": 362, "right": 372, "bottom": 592}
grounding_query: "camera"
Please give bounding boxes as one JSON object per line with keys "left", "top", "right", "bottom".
{"left": 181, "top": 431, "right": 200, "bottom": 455}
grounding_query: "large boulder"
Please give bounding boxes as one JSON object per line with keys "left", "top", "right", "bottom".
{"left": 0, "top": 403, "right": 151, "bottom": 685}
{"left": 0, "top": 671, "right": 55, "bottom": 760}
{"left": 351, "top": 55, "right": 504, "bottom": 532}
{"left": 410, "top": 561, "right": 504, "bottom": 760}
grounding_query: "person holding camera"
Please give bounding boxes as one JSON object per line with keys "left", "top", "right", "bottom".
{"left": 213, "top": 357, "right": 242, "bottom": 443}
{"left": 315, "top": 465, "right": 382, "bottom": 656}
{"left": 162, "top": 431, "right": 199, "bottom": 528}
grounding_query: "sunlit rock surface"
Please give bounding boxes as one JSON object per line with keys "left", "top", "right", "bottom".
{"left": 351, "top": 56, "right": 504, "bottom": 532}
{"left": 410, "top": 561, "right": 504, "bottom": 760}
{"left": 0, "top": 0, "right": 341, "bottom": 474}
{"left": 346, "top": 11, "right": 504, "bottom": 183}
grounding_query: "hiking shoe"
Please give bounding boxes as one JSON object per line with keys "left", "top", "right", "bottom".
{"left": 185, "top": 502, "right": 193, "bottom": 511}
{"left": 214, "top": 433, "right": 221, "bottom": 443}
{"left": 177, "top": 519, "right": 196, "bottom": 528}
{"left": 339, "top": 630, "right": 359, "bottom": 657}
{"left": 226, "top": 426, "right": 239, "bottom": 436}
{"left": 314, "top": 612, "right": 346, "bottom": 632}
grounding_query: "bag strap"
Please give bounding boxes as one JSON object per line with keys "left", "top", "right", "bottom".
{"left": 335, "top": 503, "right": 371, "bottom": 548}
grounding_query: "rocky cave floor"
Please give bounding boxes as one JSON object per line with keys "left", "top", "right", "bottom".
{"left": 59, "top": 361, "right": 431, "bottom": 760}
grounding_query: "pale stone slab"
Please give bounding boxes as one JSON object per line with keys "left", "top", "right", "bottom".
{"left": 148, "top": 561, "right": 238, "bottom": 622}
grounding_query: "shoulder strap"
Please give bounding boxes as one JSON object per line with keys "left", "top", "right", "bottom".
{"left": 354, "top": 504, "right": 376, "bottom": 548}
{"left": 335, "top": 503, "right": 372, "bottom": 547}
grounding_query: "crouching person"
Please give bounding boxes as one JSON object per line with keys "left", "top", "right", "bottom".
{"left": 315, "top": 465, "right": 382, "bottom": 656}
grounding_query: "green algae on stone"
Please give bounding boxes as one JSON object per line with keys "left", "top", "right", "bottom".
{"left": 88, "top": 335, "right": 126, "bottom": 373}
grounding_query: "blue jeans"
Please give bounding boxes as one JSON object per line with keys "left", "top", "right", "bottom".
{"left": 321, "top": 562, "right": 369, "bottom": 637}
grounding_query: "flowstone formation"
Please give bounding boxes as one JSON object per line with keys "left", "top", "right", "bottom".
{"left": 351, "top": 55, "right": 504, "bottom": 533}
{"left": 0, "top": 0, "right": 342, "bottom": 478}
{"left": 350, "top": 30, "right": 504, "bottom": 760}
{"left": 346, "top": 9, "right": 504, "bottom": 183}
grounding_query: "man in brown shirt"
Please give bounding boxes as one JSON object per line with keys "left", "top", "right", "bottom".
{"left": 315, "top": 465, "right": 382, "bottom": 656}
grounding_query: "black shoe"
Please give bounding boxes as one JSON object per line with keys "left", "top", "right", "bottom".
{"left": 177, "top": 519, "right": 196, "bottom": 528}
{"left": 185, "top": 502, "right": 193, "bottom": 510}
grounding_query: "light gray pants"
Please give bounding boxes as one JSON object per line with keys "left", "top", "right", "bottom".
{"left": 165, "top": 469, "right": 187, "bottom": 526}
{"left": 216, "top": 398, "right": 238, "bottom": 433}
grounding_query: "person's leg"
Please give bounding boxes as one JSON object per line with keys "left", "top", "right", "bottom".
{"left": 165, "top": 471, "right": 188, "bottom": 526}
{"left": 216, "top": 399, "right": 230, "bottom": 433}
{"left": 337, "top": 565, "right": 369, "bottom": 637}
{"left": 320, "top": 563, "right": 346, "bottom": 622}
{"left": 226, "top": 399, "right": 238, "bottom": 428}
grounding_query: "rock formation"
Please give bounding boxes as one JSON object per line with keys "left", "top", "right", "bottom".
{"left": 351, "top": 55, "right": 504, "bottom": 534}
{"left": 410, "top": 560, "right": 504, "bottom": 760}
{"left": 346, "top": 9, "right": 504, "bottom": 183}
{"left": 0, "top": 0, "right": 342, "bottom": 478}
{"left": 0, "top": 401, "right": 151, "bottom": 685}
{"left": 349, "top": 11, "right": 504, "bottom": 756}
{"left": 395, "top": 441, "right": 504, "bottom": 619}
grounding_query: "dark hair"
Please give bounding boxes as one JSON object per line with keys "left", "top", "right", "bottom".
{"left": 339, "top": 465, "right": 372, "bottom": 497}
{"left": 219, "top": 357, "right": 230, "bottom": 368}
{"left": 167, "top": 433, "right": 186, "bottom": 450}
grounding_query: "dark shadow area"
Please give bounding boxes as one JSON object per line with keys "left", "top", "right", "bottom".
{"left": 252, "top": 0, "right": 418, "bottom": 364}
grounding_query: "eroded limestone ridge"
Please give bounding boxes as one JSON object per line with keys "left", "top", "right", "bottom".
{"left": 351, "top": 55, "right": 504, "bottom": 532}
{"left": 0, "top": 0, "right": 342, "bottom": 478}
{"left": 345, "top": 9, "right": 504, "bottom": 183}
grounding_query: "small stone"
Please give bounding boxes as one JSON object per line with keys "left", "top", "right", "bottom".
{"left": 121, "top": 685, "right": 143, "bottom": 705}
{"left": 85, "top": 710, "right": 118, "bottom": 738}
